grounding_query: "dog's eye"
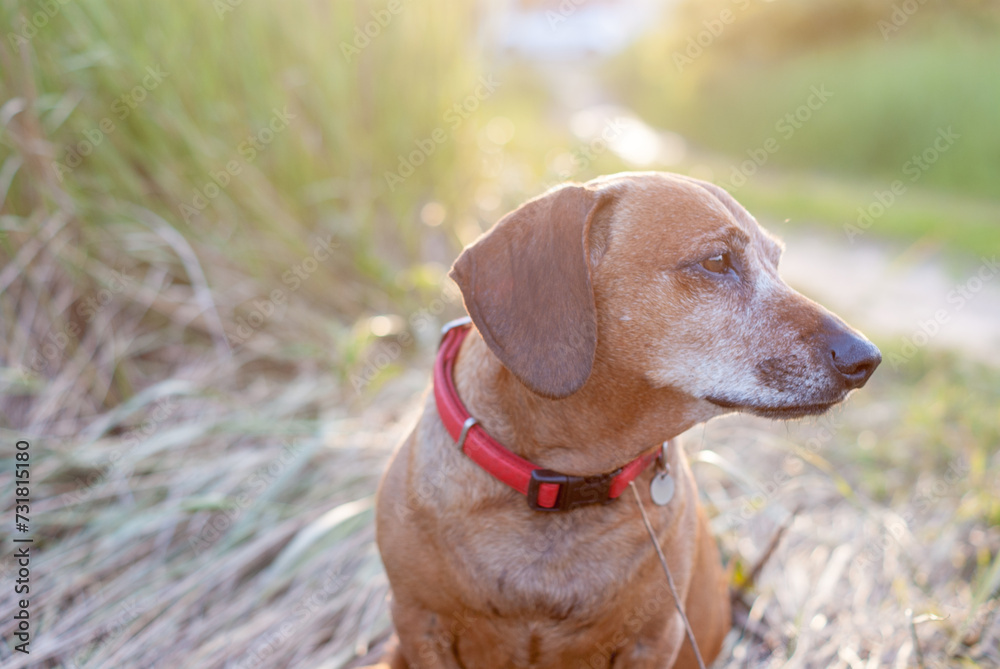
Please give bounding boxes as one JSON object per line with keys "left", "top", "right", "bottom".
{"left": 700, "top": 253, "right": 731, "bottom": 274}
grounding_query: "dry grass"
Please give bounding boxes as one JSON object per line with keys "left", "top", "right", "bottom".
{"left": 0, "top": 359, "right": 408, "bottom": 668}
{"left": 0, "top": 131, "right": 402, "bottom": 665}
{"left": 0, "top": 139, "right": 417, "bottom": 664}
{"left": 703, "top": 410, "right": 1000, "bottom": 668}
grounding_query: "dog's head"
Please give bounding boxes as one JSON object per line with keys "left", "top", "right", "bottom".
{"left": 450, "top": 172, "right": 880, "bottom": 420}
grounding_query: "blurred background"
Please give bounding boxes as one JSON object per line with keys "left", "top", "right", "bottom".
{"left": 1, "top": 0, "right": 998, "bottom": 666}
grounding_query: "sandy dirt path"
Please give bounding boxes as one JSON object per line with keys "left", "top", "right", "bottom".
{"left": 777, "top": 226, "right": 1000, "bottom": 368}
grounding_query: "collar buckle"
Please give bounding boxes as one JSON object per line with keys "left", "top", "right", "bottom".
{"left": 527, "top": 467, "right": 621, "bottom": 512}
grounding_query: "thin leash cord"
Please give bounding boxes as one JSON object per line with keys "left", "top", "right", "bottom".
{"left": 629, "top": 481, "right": 707, "bottom": 669}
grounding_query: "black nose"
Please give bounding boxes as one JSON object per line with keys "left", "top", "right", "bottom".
{"left": 827, "top": 329, "right": 881, "bottom": 389}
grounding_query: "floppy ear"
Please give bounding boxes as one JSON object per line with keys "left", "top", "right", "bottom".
{"left": 449, "top": 185, "right": 611, "bottom": 399}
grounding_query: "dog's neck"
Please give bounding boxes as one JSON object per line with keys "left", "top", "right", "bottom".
{"left": 453, "top": 330, "right": 713, "bottom": 475}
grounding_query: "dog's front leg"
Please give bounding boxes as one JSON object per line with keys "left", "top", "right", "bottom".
{"left": 611, "top": 611, "right": 687, "bottom": 669}
{"left": 389, "top": 599, "right": 473, "bottom": 669}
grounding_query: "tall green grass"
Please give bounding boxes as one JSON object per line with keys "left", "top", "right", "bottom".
{"left": 2, "top": 0, "right": 480, "bottom": 302}
{"left": 1, "top": 0, "right": 483, "bottom": 419}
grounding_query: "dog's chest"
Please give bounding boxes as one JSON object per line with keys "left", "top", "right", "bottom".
{"left": 427, "top": 508, "right": 689, "bottom": 668}
{"left": 443, "top": 503, "right": 657, "bottom": 621}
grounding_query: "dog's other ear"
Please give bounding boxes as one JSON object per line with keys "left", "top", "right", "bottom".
{"left": 449, "top": 185, "right": 612, "bottom": 399}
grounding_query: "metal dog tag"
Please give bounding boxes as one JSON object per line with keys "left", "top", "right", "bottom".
{"left": 650, "top": 471, "right": 675, "bottom": 506}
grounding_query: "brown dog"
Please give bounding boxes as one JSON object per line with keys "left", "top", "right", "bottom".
{"left": 373, "top": 172, "right": 880, "bottom": 668}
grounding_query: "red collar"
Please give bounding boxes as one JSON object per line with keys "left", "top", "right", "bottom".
{"left": 433, "top": 317, "right": 662, "bottom": 512}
